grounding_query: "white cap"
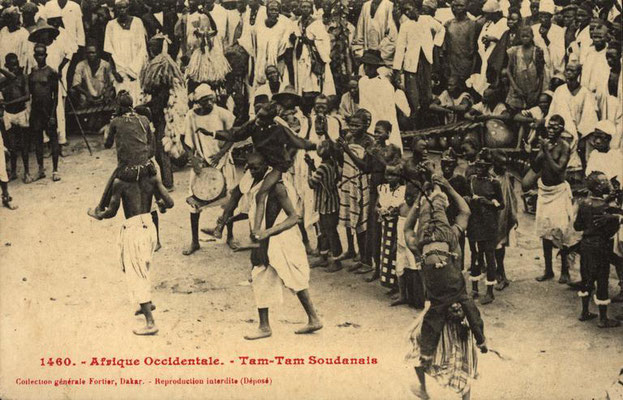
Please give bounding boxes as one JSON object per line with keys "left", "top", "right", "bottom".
{"left": 482, "top": 0, "right": 501, "bottom": 13}
{"left": 193, "top": 83, "right": 215, "bottom": 101}
{"left": 595, "top": 120, "right": 616, "bottom": 137}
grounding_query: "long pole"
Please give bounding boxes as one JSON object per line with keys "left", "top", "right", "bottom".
{"left": 60, "top": 79, "right": 92, "bottom": 156}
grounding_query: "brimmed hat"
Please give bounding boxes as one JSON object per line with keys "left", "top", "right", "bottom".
{"left": 360, "top": 49, "right": 384, "bottom": 66}
{"left": 273, "top": 85, "right": 301, "bottom": 105}
{"left": 28, "top": 18, "right": 59, "bottom": 43}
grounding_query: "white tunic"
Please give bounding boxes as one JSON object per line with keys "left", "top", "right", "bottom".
{"left": 293, "top": 18, "right": 335, "bottom": 96}
{"left": 42, "top": 0, "right": 85, "bottom": 47}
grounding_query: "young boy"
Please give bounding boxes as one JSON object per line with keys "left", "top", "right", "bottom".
{"left": 574, "top": 171, "right": 621, "bottom": 328}
{"left": 29, "top": 44, "right": 60, "bottom": 182}
{"left": 206, "top": 101, "right": 317, "bottom": 246}
{"left": 467, "top": 149, "right": 505, "bottom": 304}
{"left": 306, "top": 140, "right": 342, "bottom": 272}
{"left": 0, "top": 53, "right": 30, "bottom": 182}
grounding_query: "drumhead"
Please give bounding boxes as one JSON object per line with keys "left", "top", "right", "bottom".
{"left": 191, "top": 167, "right": 226, "bottom": 202}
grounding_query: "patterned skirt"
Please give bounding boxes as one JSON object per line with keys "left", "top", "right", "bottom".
{"left": 380, "top": 215, "right": 399, "bottom": 288}
{"left": 405, "top": 311, "right": 479, "bottom": 395}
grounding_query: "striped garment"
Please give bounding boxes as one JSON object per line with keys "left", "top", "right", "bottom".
{"left": 338, "top": 144, "right": 370, "bottom": 234}
{"left": 308, "top": 160, "right": 340, "bottom": 215}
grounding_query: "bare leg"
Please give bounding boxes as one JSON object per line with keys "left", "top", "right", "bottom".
{"left": 337, "top": 228, "right": 356, "bottom": 260}
{"left": 133, "top": 302, "right": 158, "bottom": 335}
{"left": 536, "top": 239, "right": 555, "bottom": 281}
{"left": 391, "top": 275, "right": 408, "bottom": 306}
{"left": 1, "top": 182, "right": 17, "bottom": 210}
{"left": 462, "top": 389, "right": 471, "bottom": 400}
{"left": 294, "top": 289, "right": 323, "bottom": 334}
{"left": 410, "top": 367, "right": 430, "bottom": 399}
{"left": 183, "top": 213, "right": 201, "bottom": 255}
{"left": 244, "top": 308, "right": 272, "bottom": 340}
{"left": 151, "top": 211, "right": 161, "bottom": 251}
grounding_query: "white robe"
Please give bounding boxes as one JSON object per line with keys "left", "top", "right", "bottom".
{"left": 0, "top": 27, "right": 31, "bottom": 71}
{"left": 472, "top": 18, "right": 507, "bottom": 95}
{"left": 532, "top": 23, "right": 566, "bottom": 82}
{"left": 293, "top": 18, "right": 335, "bottom": 96}
{"left": 546, "top": 84, "right": 598, "bottom": 140}
{"left": 47, "top": 28, "right": 77, "bottom": 145}
{"left": 42, "top": 0, "right": 85, "bottom": 47}
{"left": 205, "top": 4, "right": 229, "bottom": 46}
{"left": 595, "top": 71, "right": 623, "bottom": 149}
{"left": 359, "top": 74, "right": 403, "bottom": 151}
{"left": 104, "top": 17, "right": 148, "bottom": 102}
{"left": 239, "top": 15, "right": 294, "bottom": 88}
{"left": 568, "top": 25, "right": 591, "bottom": 65}
{"left": 352, "top": 0, "right": 397, "bottom": 65}
{"left": 580, "top": 46, "right": 609, "bottom": 96}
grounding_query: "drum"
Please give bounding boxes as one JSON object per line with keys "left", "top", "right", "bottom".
{"left": 484, "top": 119, "right": 515, "bottom": 148}
{"left": 190, "top": 167, "right": 227, "bottom": 203}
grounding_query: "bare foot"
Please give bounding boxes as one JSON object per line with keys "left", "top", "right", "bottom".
{"left": 227, "top": 238, "right": 240, "bottom": 251}
{"left": 597, "top": 318, "right": 621, "bottom": 328}
{"left": 366, "top": 272, "right": 380, "bottom": 282}
{"left": 535, "top": 272, "right": 554, "bottom": 282}
{"left": 135, "top": 304, "right": 156, "bottom": 316}
{"left": 325, "top": 263, "right": 343, "bottom": 273}
{"left": 481, "top": 294, "right": 495, "bottom": 305}
{"left": 495, "top": 280, "right": 509, "bottom": 291}
{"left": 348, "top": 262, "right": 362, "bottom": 272}
{"left": 154, "top": 242, "right": 162, "bottom": 252}
{"left": 133, "top": 325, "right": 159, "bottom": 335}
{"left": 355, "top": 265, "right": 374, "bottom": 274}
{"left": 558, "top": 273, "right": 570, "bottom": 284}
{"left": 2, "top": 195, "right": 18, "bottom": 210}
{"left": 409, "top": 383, "right": 430, "bottom": 399}
{"left": 23, "top": 173, "right": 34, "bottom": 184}
{"left": 87, "top": 208, "right": 103, "bottom": 220}
{"left": 391, "top": 298, "right": 408, "bottom": 307}
{"left": 182, "top": 242, "right": 200, "bottom": 256}
{"left": 295, "top": 321, "right": 323, "bottom": 334}
{"left": 35, "top": 169, "right": 46, "bottom": 181}
{"left": 52, "top": 172, "right": 61, "bottom": 182}
{"left": 244, "top": 328, "right": 272, "bottom": 340}
{"left": 578, "top": 312, "right": 597, "bottom": 321}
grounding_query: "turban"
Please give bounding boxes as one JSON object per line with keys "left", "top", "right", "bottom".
{"left": 539, "top": 0, "right": 555, "bottom": 14}
{"left": 482, "top": 0, "right": 501, "bottom": 13}
{"left": 193, "top": 83, "right": 215, "bottom": 101}
{"left": 595, "top": 120, "right": 616, "bottom": 137}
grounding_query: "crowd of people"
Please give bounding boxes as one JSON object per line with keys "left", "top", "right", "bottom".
{"left": 1, "top": 0, "right": 622, "bottom": 397}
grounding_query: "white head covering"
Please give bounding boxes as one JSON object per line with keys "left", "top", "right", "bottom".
{"left": 482, "top": 0, "right": 501, "bottom": 13}
{"left": 115, "top": 0, "right": 129, "bottom": 6}
{"left": 539, "top": 0, "right": 555, "bottom": 14}
{"left": 193, "top": 84, "right": 215, "bottom": 101}
{"left": 422, "top": 0, "right": 438, "bottom": 9}
{"left": 595, "top": 120, "right": 616, "bottom": 137}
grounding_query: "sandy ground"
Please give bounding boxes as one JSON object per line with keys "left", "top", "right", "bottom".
{"left": 0, "top": 136, "right": 622, "bottom": 400}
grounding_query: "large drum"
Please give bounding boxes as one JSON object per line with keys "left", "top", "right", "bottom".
{"left": 190, "top": 167, "right": 227, "bottom": 204}
{"left": 484, "top": 119, "right": 515, "bottom": 148}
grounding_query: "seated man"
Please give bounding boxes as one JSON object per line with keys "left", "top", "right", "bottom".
{"left": 71, "top": 43, "right": 115, "bottom": 108}
{"left": 465, "top": 87, "right": 511, "bottom": 122}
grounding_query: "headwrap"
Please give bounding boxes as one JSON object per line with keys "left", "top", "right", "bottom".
{"left": 1, "top": 5, "right": 19, "bottom": 16}
{"left": 422, "top": 0, "right": 438, "bottom": 10}
{"left": 595, "top": 120, "right": 616, "bottom": 137}
{"left": 193, "top": 83, "right": 215, "bottom": 101}
{"left": 482, "top": 0, "right": 501, "bottom": 13}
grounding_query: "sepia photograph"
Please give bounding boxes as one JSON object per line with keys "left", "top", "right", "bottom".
{"left": 0, "top": 0, "right": 622, "bottom": 398}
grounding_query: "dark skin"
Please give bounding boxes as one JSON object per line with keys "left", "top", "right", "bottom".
{"left": 71, "top": 46, "right": 106, "bottom": 101}
{"left": 33, "top": 47, "right": 58, "bottom": 128}
{"left": 465, "top": 89, "right": 511, "bottom": 122}
{"left": 532, "top": 119, "right": 570, "bottom": 186}
{"left": 87, "top": 174, "right": 173, "bottom": 334}
{"left": 244, "top": 153, "right": 323, "bottom": 340}
{"left": 430, "top": 77, "right": 471, "bottom": 115}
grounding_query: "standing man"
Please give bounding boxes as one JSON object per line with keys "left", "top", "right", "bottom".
{"left": 0, "top": 7, "right": 31, "bottom": 71}
{"left": 532, "top": 0, "right": 565, "bottom": 88}
{"left": 41, "top": 0, "right": 85, "bottom": 49}
{"left": 243, "top": 151, "right": 323, "bottom": 340}
{"left": 393, "top": 0, "right": 442, "bottom": 127}
{"left": 351, "top": 0, "right": 397, "bottom": 68}
{"left": 141, "top": 0, "right": 179, "bottom": 59}
{"left": 532, "top": 115, "right": 579, "bottom": 283}
{"left": 443, "top": 0, "right": 479, "bottom": 83}
{"left": 87, "top": 148, "right": 174, "bottom": 336}
{"left": 29, "top": 43, "right": 61, "bottom": 182}
{"left": 104, "top": 0, "right": 148, "bottom": 102}
{"left": 547, "top": 61, "right": 598, "bottom": 167}
{"left": 182, "top": 84, "right": 237, "bottom": 256}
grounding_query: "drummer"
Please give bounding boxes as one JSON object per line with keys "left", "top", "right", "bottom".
{"left": 182, "top": 84, "right": 238, "bottom": 256}
{"left": 465, "top": 87, "right": 511, "bottom": 122}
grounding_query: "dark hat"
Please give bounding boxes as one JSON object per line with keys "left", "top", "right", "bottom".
{"left": 28, "top": 18, "right": 59, "bottom": 43}
{"left": 272, "top": 85, "right": 301, "bottom": 105}
{"left": 360, "top": 49, "right": 384, "bottom": 66}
